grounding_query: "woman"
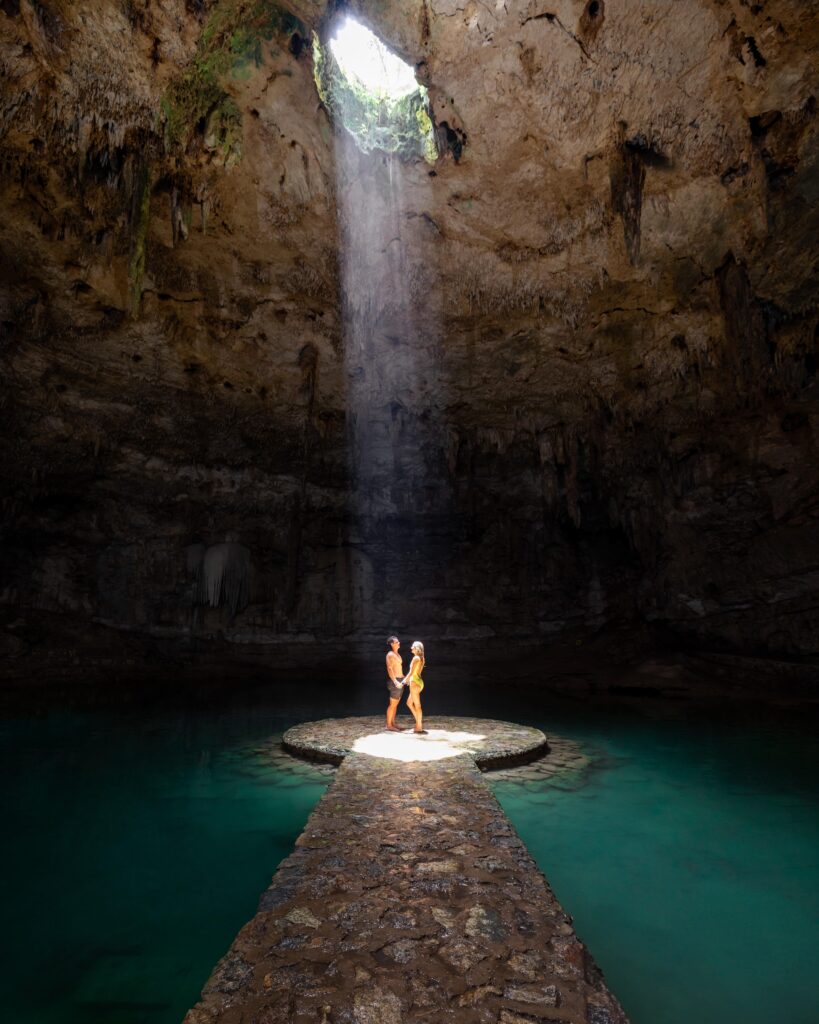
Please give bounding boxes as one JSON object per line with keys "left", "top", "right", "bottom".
{"left": 385, "top": 636, "right": 406, "bottom": 732}
{"left": 404, "top": 641, "right": 428, "bottom": 735}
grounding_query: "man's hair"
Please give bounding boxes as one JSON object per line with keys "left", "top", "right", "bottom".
{"left": 386, "top": 635, "right": 399, "bottom": 651}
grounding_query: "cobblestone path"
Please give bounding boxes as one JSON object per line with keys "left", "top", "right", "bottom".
{"left": 185, "top": 719, "right": 628, "bottom": 1024}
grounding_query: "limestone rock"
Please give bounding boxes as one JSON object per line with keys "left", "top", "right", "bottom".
{"left": 0, "top": 0, "right": 817, "bottom": 682}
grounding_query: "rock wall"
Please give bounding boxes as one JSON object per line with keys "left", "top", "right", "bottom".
{"left": 1, "top": 0, "right": 817, "bottom": 678}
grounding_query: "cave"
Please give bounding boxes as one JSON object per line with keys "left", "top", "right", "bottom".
{"left": 0, "top": 2, "right": 817, "bottom": 1023}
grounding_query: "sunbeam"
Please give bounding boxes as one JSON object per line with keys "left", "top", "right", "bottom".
{"left": 325, "top": 15, "right": 449, "bottom": 635}
{"left": 329, "top": 17, "right": 418, "bottom": 99}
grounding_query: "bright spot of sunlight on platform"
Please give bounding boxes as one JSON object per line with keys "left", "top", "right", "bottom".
{"left": 329, "top": 17, "right": 418, "bottom": 99}
{"left": 352, "top": 730, "right": 488, "bottom": 761}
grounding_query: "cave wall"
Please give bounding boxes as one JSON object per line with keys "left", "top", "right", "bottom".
{"left": 1, "top": 0, "right": 817, "bottom": 675}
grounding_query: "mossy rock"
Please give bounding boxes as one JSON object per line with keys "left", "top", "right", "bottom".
{"left": 160, "top": 0, "right": 307, "bottom": 156}
{"left": 204, "top": 97, "right": 243, "bottom": 167}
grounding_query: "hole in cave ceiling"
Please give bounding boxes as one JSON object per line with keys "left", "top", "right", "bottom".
{"left": 313, "top": 15, "right": 437, "bottom": 162}
{"left": 330, "top": 17, "right": 416, "bottom": 100}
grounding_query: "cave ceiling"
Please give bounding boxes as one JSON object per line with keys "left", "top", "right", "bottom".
{"left": 0, "top": 0, "right": 817, "bottom": 663}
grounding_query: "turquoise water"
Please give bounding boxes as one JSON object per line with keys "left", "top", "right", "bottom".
{"left": 492, "top": 704, "right": 819, "bottom": 1024}
{"left": 0, "top": 704, "right": 330, "bottom": 1024}
{"left": 1, "top": 692, "right": 817, "bottom": 1024}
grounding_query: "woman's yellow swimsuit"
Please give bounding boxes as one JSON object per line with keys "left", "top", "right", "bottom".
{"left": 410, "top": 663, "right": 424, "bottom": 692}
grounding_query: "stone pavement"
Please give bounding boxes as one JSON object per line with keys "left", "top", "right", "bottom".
{"left": 184, "top": 718, "right": 628, "bottom": 1024}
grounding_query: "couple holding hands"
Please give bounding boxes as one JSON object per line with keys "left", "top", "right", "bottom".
{"left": 385, "top": 636, "right": 428, "bottom": 734}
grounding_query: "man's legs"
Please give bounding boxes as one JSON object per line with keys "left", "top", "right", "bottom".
{"left": 386, "top": 696, "right": 400, "bottom": 729}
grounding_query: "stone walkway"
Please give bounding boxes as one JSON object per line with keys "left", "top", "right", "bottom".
{"left": 184, "top": 718, "right": 628, "bottom": 1024}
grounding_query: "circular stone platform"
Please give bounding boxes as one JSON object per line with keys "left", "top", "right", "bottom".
{"left": 282, "top": 715, "right": 549, "bottom": 769}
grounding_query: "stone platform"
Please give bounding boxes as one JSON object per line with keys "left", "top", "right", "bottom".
{"left": 282, "top": 715, "right": 550, "bottom": 769}
{"left": 185, "top": 716, "right": 628, "bottom": 1024}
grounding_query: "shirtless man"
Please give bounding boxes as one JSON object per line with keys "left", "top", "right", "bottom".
{"left": 385, "top": 636, "right": 406, "bottom": 732}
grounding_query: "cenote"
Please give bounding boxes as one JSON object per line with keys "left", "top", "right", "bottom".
{"left": 2, "top": 684, "right": 817, "bottom": 1024}
{"left": 2, "top": 2, "right": 818, "bottom": 1023}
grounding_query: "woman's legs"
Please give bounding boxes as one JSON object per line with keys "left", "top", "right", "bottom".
{"left": 406, "top": 687, "right": 421, "bottom": 729}
{"left": 409, "top": 685, "right": 424, "bottom": 732}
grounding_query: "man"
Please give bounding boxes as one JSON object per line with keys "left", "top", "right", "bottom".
{"left": 385, "top": 635, "right": 406, "bottom": 731}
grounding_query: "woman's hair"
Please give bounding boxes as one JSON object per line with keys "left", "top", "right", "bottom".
{"left": 411, "top": 640, "right": 425, "bottom": 659}
{"left": 386, "top": 635, "right": 399, "bottom": 651}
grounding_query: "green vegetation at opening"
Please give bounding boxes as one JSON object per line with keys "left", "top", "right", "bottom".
{"left": 160, "top": 0, "right": 306, "bottom": 157}
{"left": 313, "top": 34, "right": 437, "bottom": 163}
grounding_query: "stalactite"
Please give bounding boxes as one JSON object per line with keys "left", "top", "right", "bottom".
{"left": 128, "top": 165, "right": 151, "bottom": 318}
{"left": 188, "top": 541, "right": 251, "bottom": 616}
{"left": 610, "top": 127, "right": 653, "bottom": 265}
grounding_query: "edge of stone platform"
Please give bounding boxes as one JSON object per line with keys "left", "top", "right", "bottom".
{"left": 475, "top": 736, "right": 550, "bottom": 770}
{"left": 281, "top": 735, "right": 347, "bottom": 766}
